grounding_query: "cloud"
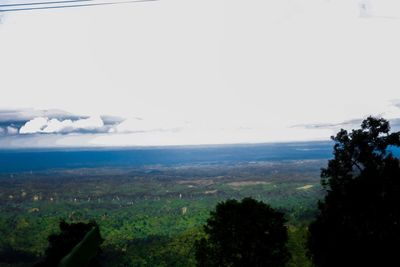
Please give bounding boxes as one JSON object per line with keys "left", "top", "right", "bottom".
{"left": 20, "top": 116, "right": 106, "bottom": 134}
{"left": 294, "top": 116, "right": 400, "bottom": 133}
{"left": 292, "top": 118, "right": 363, "bottom": 130}
{"left": 0, "top": 108, "right": 124, "bottom": 136}
{"left": 359, "top": 0, "right": 373, "bottom": 17}
{"left": 391, "top": 99, "right": 400, "bottom": 109}
{"left": 295, "top": 100, "right": 400, "bottom": 131}
{"left": 100, "top": 115, "right": 125, "bottom": 125}
{"left": 19, "top": 117, "right": 48, "bottom": 134}
{"left": 6, "top": 126, "right": 19, "bottom": 135}
{"left": 0, "top": 108, "right": 81, "bottom": 123}
{"left": 0, "top": 133, "right": 98, "bottom": 148}
{"left": 116, "top": 117, "right": 184, "bottom": 133}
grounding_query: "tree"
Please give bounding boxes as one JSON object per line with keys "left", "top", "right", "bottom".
{"left": 308, "top": 117, "right": 400, "bottom": 267}
{"left": 195, "top": 197, "right": 290, "bottom": 267}
{"left": 59, "top": 226, "right": 103, "bottom": 267}
{"left": 35, "top": 220, "right": 103, "bottom": 267}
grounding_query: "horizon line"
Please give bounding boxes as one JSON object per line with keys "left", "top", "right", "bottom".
{"left": 0, "top": 139, "right": 333, "bottom": 151}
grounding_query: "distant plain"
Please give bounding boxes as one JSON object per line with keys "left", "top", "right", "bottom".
{"left": 0, "top": 142, "right": 331, "bottom": 266}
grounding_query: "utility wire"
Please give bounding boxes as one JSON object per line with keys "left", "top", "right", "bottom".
{"left": 0, "top": 0, "right": 90, "bottom": 8}
{"left": 0, "top": 0, "right": 158, "bottom": 12}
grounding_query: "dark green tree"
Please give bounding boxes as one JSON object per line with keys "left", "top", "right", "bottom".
{"left": 195, "top": 197, "right": 290, "bottom": 267}
{"left": 308, "top": 117, "right": 400, "bottom": 267}
{"left": 35, "top": 220, "right": 103, "bottom": 267}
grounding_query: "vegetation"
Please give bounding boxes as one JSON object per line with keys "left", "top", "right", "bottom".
{"left": 35, "top": 220, "right": 103, "bottom": 267}
{"left": 58, "top": 225, "right": 103, "bottom": 267}
{"left": 0, "top": 160, "right": 321, "bottom": 266}
{"left": 195, "top": 197, "right": 290, "bottom": 267}
{"left": 308, "top": 117, "right": 400, "bottom": 267}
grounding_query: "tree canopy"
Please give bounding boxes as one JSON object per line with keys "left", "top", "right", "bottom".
{"left": 308, "top": 117, "right": 400, "bottom": 267}
{"left": 35, "top": 220, "right": 103, "bottom": 267}
{"left": 195, "top": 197, "right": 290, "bottom": 267}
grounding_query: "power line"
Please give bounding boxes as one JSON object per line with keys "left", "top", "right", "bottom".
{"left": 0, "top": 0, "right": 158, "bottom": 12}
{"left": 0, "top": 0, "right": 90, "bottom": 8}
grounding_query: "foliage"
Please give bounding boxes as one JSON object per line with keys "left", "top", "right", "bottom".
{"left": 35, "top": 220, "right": 103, "bottom": 267}
{"left": 286, "top": 225, "right": 312, "bottom": 267}
{"left": 0, "top": 245, "right": 37, "bottom": 266}
{"left": 0, "top": 160, "right": 322, "bottom": 266}
{"left": 195, "top": 197, "right": 290, "bottom": 267}
{"left": 59, "top": 226, "right": 103, "bottom": 267}
{"left": 109, "top": 228, "right": 204, "bottom": 267}
{"left": 308, "top": 117, "right": 400, "bottom": 267}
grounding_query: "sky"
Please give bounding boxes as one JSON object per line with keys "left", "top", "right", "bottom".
{"left": 1, "top": 0, "right": 400, "bottom": 148}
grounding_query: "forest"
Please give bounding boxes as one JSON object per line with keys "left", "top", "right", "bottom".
{"left": 0, "top": 159, "right": 323, "bottom": 266}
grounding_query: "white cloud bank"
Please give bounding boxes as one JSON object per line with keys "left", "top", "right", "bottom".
{"left": 19, "top": 116, "right": 104, "bottom": 134}
{"left": 116, "top": 117, "right": 186, "bottom": 133}
{"left": 2, "top": 0, "right": 400, "bottom": 148}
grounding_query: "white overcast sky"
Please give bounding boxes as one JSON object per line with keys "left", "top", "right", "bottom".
{"left": 1, "top": 0, "right": 400, "bottom": 147}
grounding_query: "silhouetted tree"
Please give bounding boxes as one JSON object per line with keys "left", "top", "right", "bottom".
{"left": 35, "top": 220, "right": 103, "bottom": 267}
{"left": 308, "top": 117, "right": 400, "bottom": 267}
{"left": 195, "top": 197, "right": 290, "bottom": 267}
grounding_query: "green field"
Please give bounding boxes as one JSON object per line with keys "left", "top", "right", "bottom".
{"left": 0, "top": 160, "right": 325, "bottom": 266}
